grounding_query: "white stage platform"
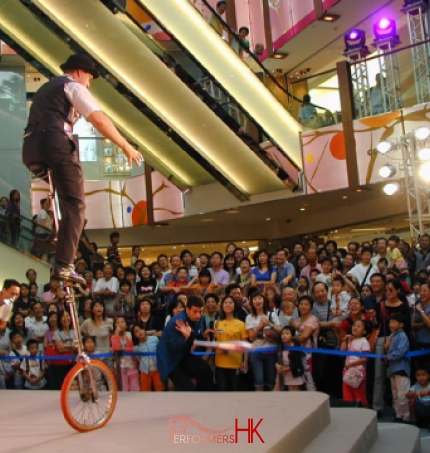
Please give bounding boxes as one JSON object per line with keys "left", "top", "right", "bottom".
{"left": 0, "top": 391, "right": 421, "bottom": 453}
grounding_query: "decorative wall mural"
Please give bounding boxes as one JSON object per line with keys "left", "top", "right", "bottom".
{"left": 31, "top": 173, "right": 184, "bottom": 230}
{"left": 302, "top": 105, "right": 430, "bottom": 194}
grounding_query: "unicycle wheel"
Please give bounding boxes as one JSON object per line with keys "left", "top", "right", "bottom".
{"left": 60, "top": 360, "right": 117, "bottom": 432}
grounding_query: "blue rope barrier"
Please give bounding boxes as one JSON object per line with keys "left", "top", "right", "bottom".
{"left": 2, "top": 346, "right": 430, "bottom": 361}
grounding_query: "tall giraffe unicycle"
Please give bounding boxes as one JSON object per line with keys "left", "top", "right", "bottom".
{"left": 30, "top": 164, "right": 117, "bottom": 432}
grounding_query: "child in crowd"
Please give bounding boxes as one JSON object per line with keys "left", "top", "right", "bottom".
{"left": 316, "top": 258, "right": 333, "bottom": 290}
{"left": 107, "top": 231, "right": 122, "bottom": 267}
{"left": 113, "top": 280, "right": 135, "bottom": 324}
{"left": 265, "top": 286, "right": 281, "bottom": 311}
{"left": 20, "top": 339, "right": 46, "bottom": 390}
{"left": 341, "top": 319, "right": 370, "bottom": 407}
{"left": 187, "top": 269, "right": 217, "bottom": 298}
{"left": 296, "top": 277, "right": 310, "bottom": 298}
{"left": 385, "top": 314, "right": 411, "bottom": 422}
{"left": 275, "top": 326, "right": 304, "bottom": 391}
{"left": 377, "top": 257, "right": 389, "bottom": 275}
{"left": 9, "top": 331, "right": 27, "bottom": 389}
{"left": 277, "top": 301, "right": 295, "bottom": 327}
{"left": 82, "top": 335, "right": 106, "bottom": 390}
{"left": 408, "top": 281, "right": 421, "bottom": 308}
{"left": 309, "top": 269, "right": 321, "bottom": 289}
{"left": 407, "top": 365, "right": 430, "bottom": 427}
{"left": 111, "top": 317, "right": 140, "bottom": 391}
{"left": 330, "top": 276, "right": 351, "bottom": 321}
{"left": 132, "top": 325, "right": 164, "bottom": 391}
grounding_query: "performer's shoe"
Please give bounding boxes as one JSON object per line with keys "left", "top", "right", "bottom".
{"left": 54, "top": 264, "right": 86, "bottom": 285}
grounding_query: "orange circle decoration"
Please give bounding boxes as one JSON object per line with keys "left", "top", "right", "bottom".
{"left": 329, "top": 132, "right": 347, "bottom": 160}
{"left": 132, "top": 200, "right": 148, "bottom": 226}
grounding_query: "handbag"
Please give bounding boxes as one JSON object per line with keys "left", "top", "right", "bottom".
{"left": 343, "top": 367, "right": 364, "bottom": 389}
{"left": 44, "top": 344, "right": 73, "bottom": 366}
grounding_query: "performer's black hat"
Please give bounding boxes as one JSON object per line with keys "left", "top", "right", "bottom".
{"left": 60, "top": 54, "right": 99, "bottom": 79}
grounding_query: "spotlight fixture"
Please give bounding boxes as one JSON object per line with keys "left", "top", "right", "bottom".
{"left": 415, "top": 126, "right": 430, "bottom": 140}
{"left": 420, "top": 162, "right": 430, "bottom": 181}
{"left": 373, "top": 18, "right": 400, "bottom": 49}
{"left": 418, "top": 148, "right": 430, "bottom": 161}
{"left": 383, "top": 182, "right": 400, "bottom": 196}
{"left": 379, "top": 163, "right": 396, "bottom": 179}
{"left": 376, "top": 140, "right": 394, "bottom": 154}
{"left": 344, "top": 29, "right": 367, "bottom": 51}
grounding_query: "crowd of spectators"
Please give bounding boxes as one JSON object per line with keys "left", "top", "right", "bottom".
{"left": 1, "top": 233, "right": 430, "bottom": 427}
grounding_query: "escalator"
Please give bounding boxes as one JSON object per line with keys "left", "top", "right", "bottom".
{"left": 132, "top": 0, "right": 304, "bottom": 183}
{"left": 0, "top": 0, "right": 292, "bottom": 202}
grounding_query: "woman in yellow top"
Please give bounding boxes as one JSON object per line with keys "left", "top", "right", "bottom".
{"left": 214, "top": 295, "right": 248, "bottom": 391}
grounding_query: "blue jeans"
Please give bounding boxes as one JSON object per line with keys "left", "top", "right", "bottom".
{"left": 249, "top": 350, "right": 277, "bottom": 390}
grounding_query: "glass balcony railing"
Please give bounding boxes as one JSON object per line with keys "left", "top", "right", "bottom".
{"left": 349, "top": 39, "right": 430, "bottom": 120}
{"left": 289, "top": 67, "right": 341, "bottom": 130}
{"left": 0, "top": 210, "right": 53, "bottom": 262}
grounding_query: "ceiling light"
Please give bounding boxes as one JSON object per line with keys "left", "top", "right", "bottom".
{"left": 419, "top": 162, "right": 430, "bottom": 181}
{"left": 300, "top": 208, "right": 306, "bottom": 211}
{"left": 383, "top": 182, "right": 400, "bottom": 195}
{"left": 266, "top": 217, "right": 271, "bottom": 221}
{"left": 272, "top": 52, "right": 289, "bottom": 59}
{"left": 318, "top": 13, "right": 340, "bottom": 22}
{"left": 415, "top": 126, "right": 430, "bottom": 140}
{"left": 376, "top": 140, "right": 393, "bottom": 154}
{"left": 378, "top": 163, "right": 396, "bottom": 179}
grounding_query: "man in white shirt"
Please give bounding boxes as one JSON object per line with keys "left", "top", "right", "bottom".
{"left": 347, "top": 247, "right": 378, "bottom": 288}
{"left": 0, "top": 279, "right": 20, "bottom": 330}
{"left": 370, "top": 237, "right": 391, "bottom": 267}
{"left": 22, "top": 54, "right": 142, "bottom": 283}
{"left": 93, "top": 263, "right": 119, "bottom": 313}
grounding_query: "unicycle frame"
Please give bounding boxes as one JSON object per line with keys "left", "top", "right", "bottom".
{"left": 31, "top": 164, "right": 116, "bottom": 430}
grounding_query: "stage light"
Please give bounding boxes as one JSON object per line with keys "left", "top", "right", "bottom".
{"left": 383, "top": 182, "right": 400, "bottom": 195}
{"left": 373, "top": 17, "right": 397, "bottom": 40}
{"left": 418, "top": 148, "right": 430, "bottom": 161}
{"left": 420, "top": 162, "right": 430, "bottom": 181}
{"left": 379, "top": 164, "right": 396, "bottom": 179}
{"left": 344, "top": 29, "right": 366, "bottom": 50}
{"left": 376, "top": 140, "right": 393, "bottom": 154}
{"left": 415, "top": 126, "right": 430, "bottom": 140}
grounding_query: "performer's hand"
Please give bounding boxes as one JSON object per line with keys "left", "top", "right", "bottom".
{"left": 175, "top": 319, "right": 192, "bottom": 339}
{"left": 123, "top": 142, "right": 142, "bottom": 167}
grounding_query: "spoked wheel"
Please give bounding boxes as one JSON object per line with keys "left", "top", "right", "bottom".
{"left": 60, "top": 360, "right": 117, "bottom": 432}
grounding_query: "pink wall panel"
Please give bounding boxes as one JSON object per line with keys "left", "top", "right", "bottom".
{"left": 152, "top": 172, "right": 185, "bottom": 223}
{"left": 301, "top": 124, "right": 348, "bottom": 194}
